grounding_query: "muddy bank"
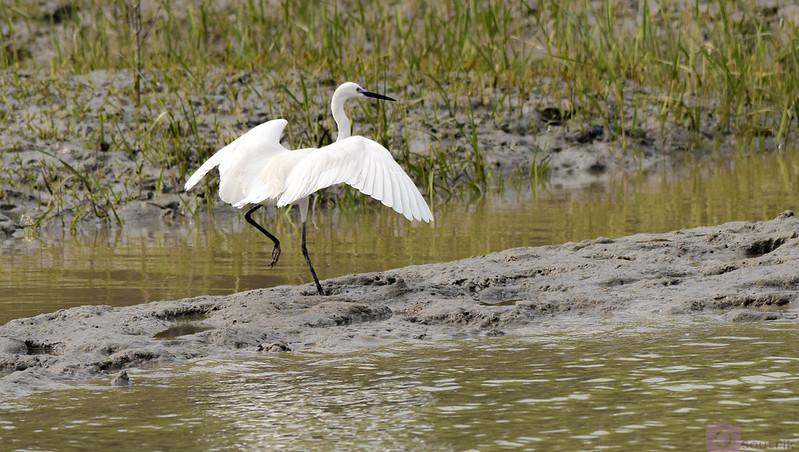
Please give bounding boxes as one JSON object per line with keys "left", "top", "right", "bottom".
{"left": 0, "top": 64, "right": 779, "bottom": 239}
{"left": 4, "top": 0, "right": 799, "bottom": 237}
{"left": 1, "top": 212, "right": 798, "bottom": 397}
{"left": 0, "top": 68, "right": 689, "bottom": 238}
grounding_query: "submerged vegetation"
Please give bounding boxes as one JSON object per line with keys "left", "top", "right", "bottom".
{"left": 1, "top": 0, "right": 798, "bottom": 228}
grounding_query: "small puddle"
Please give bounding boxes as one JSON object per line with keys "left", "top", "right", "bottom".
{"left": 478, "top": 299, "right": 520, "bottom": 307}
{"left": 153, "top": 323, "right": 214, "bottom": 340}
{"left": 24, "top": 341, "right": 61, "bottom": 355}
{"left": 156, "top": 311, "right": 209, "bottom": 322}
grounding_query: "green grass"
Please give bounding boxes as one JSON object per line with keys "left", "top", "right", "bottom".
{"left": 1, "top": 0, "right": 798, "bottom": 225}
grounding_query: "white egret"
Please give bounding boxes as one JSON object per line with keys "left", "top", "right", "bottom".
{"left": 184, "top": 82, "right": 433, "bottom": 295}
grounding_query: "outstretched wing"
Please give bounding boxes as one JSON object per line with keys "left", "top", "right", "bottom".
{"left": 276, "top": 136, "right": 433, "bottom": 222}
{"left": 184, "top": 119, "right": 289, "bottom": 205}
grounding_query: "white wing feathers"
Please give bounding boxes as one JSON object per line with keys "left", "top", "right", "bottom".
{"left": 187, "top": 124, "right": 433, "bottom": 223}
{"left": 184, "top": 144, "right": 227, "bottom": 192}
{"left": 183, "top": 119, "right": 289, "bottom": 205}
{"left": 274, "top": 136, "right": 433, "bottom": 222}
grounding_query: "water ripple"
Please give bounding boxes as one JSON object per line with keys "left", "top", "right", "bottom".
{"left": 1, "top": 324, "right": 798, "bottom": 450}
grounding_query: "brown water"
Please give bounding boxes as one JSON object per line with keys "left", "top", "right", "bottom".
{"left": 1, "top": 323, "right": 798, "bottom": 450}
{"left": 1, "top": 149, "right": 798, "bottom": 450}
{"left": 1, "top": 149, "right": 798, "bottom": 325}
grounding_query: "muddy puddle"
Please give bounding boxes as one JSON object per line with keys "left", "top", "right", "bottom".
{"left": 1, "top": 323, "right": 797, "bottom": 449}
{"left": 2, "top": 149, "right": 798, "bottom": 326}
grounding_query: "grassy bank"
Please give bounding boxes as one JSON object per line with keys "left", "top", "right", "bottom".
{"left": 1, "top": 0, "right": 798, "bottom": 227}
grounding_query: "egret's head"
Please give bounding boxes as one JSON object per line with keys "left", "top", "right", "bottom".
{"left": 334, "top": 82, "right": 396, "bottom": 103}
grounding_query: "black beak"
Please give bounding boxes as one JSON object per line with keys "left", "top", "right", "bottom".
{"left": 360, "top": 89, "right": 396, "bottom": 102}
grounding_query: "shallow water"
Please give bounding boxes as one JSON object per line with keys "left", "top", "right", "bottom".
{"left": 2, "top": 149, "right": 799, "bottom": 325}
{"left": 1, "top": 149, "right": 799, "bottom": 449}
{"left": 1, "top": 323, "right": 798, "bottom": 450}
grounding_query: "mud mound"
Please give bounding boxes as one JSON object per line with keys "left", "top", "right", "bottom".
{"left": 1, "top": 212, "right": 797, "bottom": 396}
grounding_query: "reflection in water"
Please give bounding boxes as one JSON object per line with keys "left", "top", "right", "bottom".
{"left": 1, "top": 323, "right": 798, "bottom": 450}
{"left": 1, "top": 149, "right": 799, "bottom": 324}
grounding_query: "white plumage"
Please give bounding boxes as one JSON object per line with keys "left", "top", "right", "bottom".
{"left": 184, "top": 119, "right": 290, "bottom": 205}
{"left": 184, "top": 81, "right": 433, "bottom": 295}
{"left": 228, "top": 135, "right": 432, "bottom": 222}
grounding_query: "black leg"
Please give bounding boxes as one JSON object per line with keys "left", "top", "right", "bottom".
{"left": 244, "top": 205, "right": 281, "bottom": 268}
{"left": 301, "top": 221, "right": 325, "bottom": 295}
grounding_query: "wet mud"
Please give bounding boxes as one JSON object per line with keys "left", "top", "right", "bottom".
{"left": 1, "top": 212, "right": 797, "bottom": 397}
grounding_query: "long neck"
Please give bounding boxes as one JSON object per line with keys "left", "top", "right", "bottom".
{"left": 331, "top": 91, "right": 351, "bottom": 141}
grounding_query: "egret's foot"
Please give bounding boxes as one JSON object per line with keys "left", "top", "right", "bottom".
{"left": 316, "top": 285, "right": 327, "bottom": 296}
{"left": 269, "top": 244, "right": 281, "bottom": 268}
{"left": 300, "top": 286, "right": 328, "bottom": 296}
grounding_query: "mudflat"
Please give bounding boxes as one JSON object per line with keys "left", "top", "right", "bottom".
{"left": 1, "top": 211, "right": 797, "bottom": 397}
